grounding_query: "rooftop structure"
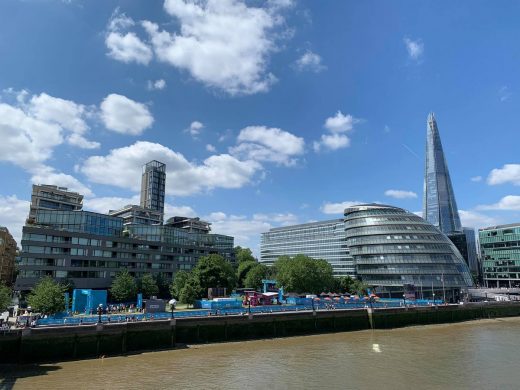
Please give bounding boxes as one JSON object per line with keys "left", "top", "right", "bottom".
{"left": 140, "top": 160, "right": 166, "bottom": 217}
{"left": 165, "top": 217, "right": 211, "bottom": 234}
{"left": 109, "top": 205, "right": 163, "bottom": 226}
{"left": 28, "top": 184, "right": 83, "bottom": 223}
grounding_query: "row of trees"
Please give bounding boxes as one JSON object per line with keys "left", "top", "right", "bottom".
{"left": 13, "top": 246, "right": 371, "bottom": 314}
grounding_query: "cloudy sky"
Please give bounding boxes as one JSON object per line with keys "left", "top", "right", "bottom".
{"left": 1, "top": 0, "right": 520, "bottom": 254}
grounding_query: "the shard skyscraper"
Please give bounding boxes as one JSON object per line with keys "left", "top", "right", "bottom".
{"left": 423, "top": 112, "right": 462, "bottom": 234}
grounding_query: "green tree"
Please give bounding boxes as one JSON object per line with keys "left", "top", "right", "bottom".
{"left": 179, "top": 277, "right": 200, "bottom": 306}
{"left": 139, "top": 273, "right": 159, "bottom": 298}
{"left": 244, "top": 264, "right": 269, "bottom": 290}
{"left": 26, "top": 277, "right": 65, "bottom": 315}
{"left": 170, "top": 270, "right": 190, "bottom": 299}
{"left": 0, "top": 282, "right": 11, "bottom": 312}
{"left": 275, "top": 254, "right": 335, "bottom": 294}
{"left": 236, "top": 260, "right": 257, "bottom": 287}
{"left": 192, "top": 254, "right": 236, "bottom": 298}
{"left": 110, "top": 270, "right": 137, "bottom": 302}
{"left": 154, "top": 273, "right": 171, "bottom": 299}
{"left": 234, "top": 246, "right": 256, "bottom": 264}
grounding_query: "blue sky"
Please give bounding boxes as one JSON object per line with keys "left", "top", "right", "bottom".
{"left": 1, "top": 0, "right": 520, "bottom": 255}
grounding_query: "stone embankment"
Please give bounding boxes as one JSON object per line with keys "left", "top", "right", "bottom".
{"left": 1, "top": 302, "right": 519, "bottom": 363}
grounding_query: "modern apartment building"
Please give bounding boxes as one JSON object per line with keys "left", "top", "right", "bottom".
{"left": 140, "top": 160, "right": 166, "bottom": 218}
{"left": 0, "top": 226, "right": 16, "bottom": 285}
{"left": 15, "top": 160, "right": 235, "bottom": 291}
{"left": 479, "top": 223, "right": 520, "bottom": 288}
{"left": 345, "top": 204, "right": 473, "bottom": 299}
{"left": 260, "top": 219, "right": 355, "bottom": 277}
{"left": 28, "top": 185, "right": 83, "bottom": 222}
{"left": 15, "top": 210, "right": 234, "bottom": 291}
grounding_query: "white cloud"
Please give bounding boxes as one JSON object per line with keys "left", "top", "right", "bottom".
{"left": 105, "top": 10, "right": 153, "bottom": 65}
{"left": 294, "top": 50, "right": 325, "bottom": 73}
{"left": 321, "top": 200, "right": 364, "bottom": 215}
{"left": 30, "top": 165, "right": 93, "bottom": 197}
{"left": 314, "top": 111, "right": 359, "bottom": 152}
{"left": 83, "top": 195, "right": 140, "bottom": 214}
{"left": 477, "top": 195, "right": 520, "bottom": 211}
{"left": 0, "top": 195, "right": 30, "bottom": 245}
{"left": 313, "top": 133, "right": 349, "bottom": 152}
{"left": 404, "top": 37, "right": 424, "bottom": 61}
{"left": 100, "top": 94, "right": 154, "bottom": 135}
{"left": 231, "top": 125, "right": 305, "bottom": 166}
{"left": 253, "top": 212, "right": 298, "bottom": 226}
{"left": 138, "top": 0, "right": 290, "bottom": 95}
{"left": 80, "top": 141, "right": 262, "bottom": 196}
{"left": 324, "top": 111, "right": 356, "bottom": 133}
{"left": 0, "top": 89, "right": 97, "bottom": 193}
{"left": 384, "top": 189, "right": 417, "bottom": 199}
{"left": 206, "top": 144, "right": 216, "bottom": 152}
{"left": 164, "top": 204, "right": 197, "bottom": 219}
{"left": 147, "top": 79, "right": 167, "bottom": 90}
{"left": 67, "top": 133, "right": 101, "bottom": 149}
{"left": 471, "top": 176, "right": 482, "bottom": 182}
{"left": 459, "top": 210, "right": 499, "bottom": 229}
{"left": 499, "top": 86, "right": 512, "bottom": 102}
{"left": 186, "top": 121, "right": 204, "bottom": 138}
{"left": 487, "top": 164, "right": 520, "bottom": 186}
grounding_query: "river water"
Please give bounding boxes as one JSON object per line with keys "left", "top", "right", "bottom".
{"left": 2, "top": 317, "right": 520, "bottom": 390}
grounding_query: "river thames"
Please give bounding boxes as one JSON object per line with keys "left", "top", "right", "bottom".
{"left": 2, "top": 317, "right": 519, "bottom": 389}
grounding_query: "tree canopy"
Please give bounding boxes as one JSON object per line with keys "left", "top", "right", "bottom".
{"left": 236, "top": 260, "right": 257, "bottom": 287}
{"left": 244, "top": 263, "right": 269, "bottom": 290}
{"left": 110, "top": 270, "right": 137, "bottom": 302}
{"left": 170, "top": 270, "right": 189, "bottom": 299}
{"left": 234, "top": 246, "right": 256, "bottom": 264}
{"left": 0, "top": 282, "right": 11, "bottom": 312}
{"left": 26, "top": 277, "right": 65, "bottom": 315}
{"left": 275, "top": 254, "right": 335, "bottom": 294}
{"left": 139, "top": 273, "right": 159, "bottom": 298}
{"left": 193, "top": 254, "right": 236, "bottom": 295}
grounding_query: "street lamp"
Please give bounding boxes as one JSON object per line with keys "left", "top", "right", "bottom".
{"left": 169, "top": 299, "right": 176, "bottom": 319}
{"left": 402, "top": 294, "right": 406, "bottom": 307}
{"left": 97, "top": 304, "right": 103, "bottom": 324}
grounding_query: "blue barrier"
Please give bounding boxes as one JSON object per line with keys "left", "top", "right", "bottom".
{"left": 37, "top": 300, "right": 437, "bottom": 326}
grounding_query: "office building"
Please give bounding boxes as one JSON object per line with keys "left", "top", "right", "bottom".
{"left": 166, "top": 217, "right": 211, "bottom": 234}
{"left": 28, "top": 184, "right": 83, "bottom": 222}
{"left": 345, "top": 204, "right": 473, "bottom": 299}
{"left": 260, "top": 219, "right": 355, "bottom": 277}
{"left": 140, "top": 160, "right": 166, "bottom": 216}
{"left": 0, "top": 226, "right": 16, "bottom": 285}
{"left": 423, "top": 113, "right": 462, "bottom": 235}
{"left": 479, "top": 223, "right": 520, "bottom": 288}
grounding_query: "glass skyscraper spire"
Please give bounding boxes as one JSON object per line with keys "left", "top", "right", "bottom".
{"left": 423, "top": 113, "right": 462, "bottom": 235}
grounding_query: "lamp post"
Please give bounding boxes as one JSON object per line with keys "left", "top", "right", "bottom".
{"left": 97, "top": 304, "right": 103, "bottom": 324}
{"left": 402, "top": 294, "right": 406, "bottom": 307}
{"left": 169, "top": 299, "right": 176, "bottom": 319}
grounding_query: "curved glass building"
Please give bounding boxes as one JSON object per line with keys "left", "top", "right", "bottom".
{"left": 345, "top": 204, "right": 473, "bottom": 299}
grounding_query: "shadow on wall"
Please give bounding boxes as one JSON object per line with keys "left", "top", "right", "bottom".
{"left": 0, "top": 364, "right": 62, "bottom": 389}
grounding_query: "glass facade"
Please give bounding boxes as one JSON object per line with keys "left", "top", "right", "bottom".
{"left": 140, "top": 160, "right": 166, "bottom": 217}
{"left": 15, "top": 211, "right": 234, "bottom": 291}
{"left": 260, "top": 219, "right": 355, "bottom": 277}
{"left": 479, "top": 223, "right": 520, "bottom": 288}
{"left": 345, "top": 204, "right": 473, "bottom": 298}
{"left": 423, "top": 113, "right": 462, "bottom": 235}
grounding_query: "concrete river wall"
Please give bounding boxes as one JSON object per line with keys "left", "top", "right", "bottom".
{"left": 2, "top": 302, "right": 520, "bottom": 364}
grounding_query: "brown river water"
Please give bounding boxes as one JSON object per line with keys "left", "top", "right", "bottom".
{"left": 1, "top": 317, "right": 519, "bottom": 390}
